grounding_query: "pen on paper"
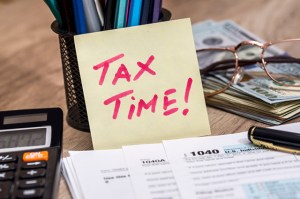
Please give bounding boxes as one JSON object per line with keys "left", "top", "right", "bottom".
{"left": 248, "top": 126, "right": 300, "bottom": 154}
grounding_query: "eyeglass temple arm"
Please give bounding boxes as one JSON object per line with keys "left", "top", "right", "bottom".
{"left": 200, "top": 56, "right": 300, "bottom": 74}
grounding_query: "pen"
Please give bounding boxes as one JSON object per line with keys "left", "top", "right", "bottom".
{"left": 114, "top": 0, "right": 128, "bottom": 28}
{"left": 82, "top": 0, "right": 102, "bottom": 32}
{"left": 94, "top": 0, "right": 105, "bottom": 28}
{"left": 127, "top": 0, "right": 143, "bottom": 27}
{"left": 43, "top": 0, "right": 63, "bottom": 27}
{"left": 104, "top": 0, "right": 117, "bottom": 30}
{"left": 73, "top": 0, "right": 87, "bottom": 34}
{"left": 57, "top": 0, "right": 76, "bottom": 32}
{"left": 248, "top": 126, "right": 300, "bottom": 154}
{"left": 152, "top": 0, "right": 162, "bottom": 23}
{"left": 140, "top": 0, "right": 153, "bottom": 25}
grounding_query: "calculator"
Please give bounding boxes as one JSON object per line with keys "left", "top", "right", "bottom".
{"left": 0, "top": 108, "right": 63, "bottom": 199}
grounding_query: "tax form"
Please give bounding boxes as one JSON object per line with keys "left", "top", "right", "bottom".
{"left": 66, "top": 149, "right": 135, "bottom": 199}
{"left": 123, "top": 143, "right": 181, "bottom": 199}
{"left": 163, "top": 123, "right": 300, "bottom": 199}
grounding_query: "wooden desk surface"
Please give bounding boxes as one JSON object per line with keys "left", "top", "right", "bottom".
{"left": 1, "top": 0, "right": 300, "bottom": 198}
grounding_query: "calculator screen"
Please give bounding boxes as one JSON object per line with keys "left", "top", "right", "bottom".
{"left": 0, "top": 128, "right": 46, "bottom": 149}
{"left": 3, "top": 113, "right": 47, "bottom": 125}
{"left": 0, "top": 126, "right": 51, "bottom": 152}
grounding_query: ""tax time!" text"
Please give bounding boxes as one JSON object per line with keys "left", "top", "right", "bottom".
{"left": 93, "top": 53, "right": 193, "bottom": 120}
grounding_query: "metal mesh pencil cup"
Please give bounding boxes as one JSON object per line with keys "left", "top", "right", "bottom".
{"left": 52, "top": 22, "right": 90, "bottom": 132}
{"left": 51, "top": 9, "right": 171, "bottom": 132}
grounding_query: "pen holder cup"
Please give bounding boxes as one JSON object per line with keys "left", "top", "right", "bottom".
{"left": 52, "top": 8, "right": 171, "bottom": 132}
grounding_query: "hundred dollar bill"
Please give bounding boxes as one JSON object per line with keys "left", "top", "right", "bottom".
{"left": 204, "top": 75, "right": 299, "bottom": 109}
{"left": 193, "top": 20, "right": 283, "bottom": 53}
{"left": 238, "top": 78, "right": 300, "bottom": 101}
{"left": 193, "top": 20, "right": 299, "bottom": 104}
{"left": 205, "top": 73, "right": 300, "bottom": 104}
{"left": 210, "top": 104, "right": 300, "bottom": 125}
{"left": 203, "top": 82, "right": 300, "bottom": 124}
{"left": 205, "top": 88, "right": 300, "bottom": 124}
{"left": 193, "top": 20, "right": 240, "bottom": 50}
{"left": 236, "top": 64, "right": 300, "bottom": 103}
{"left": 215, "top": 20, "right": 283, "bottom": 55}
{"left": 203, "top": 72, "right": 300, "bottom": 124}
{"left": 193, "top": 20, "right": 284, "bottom": 68}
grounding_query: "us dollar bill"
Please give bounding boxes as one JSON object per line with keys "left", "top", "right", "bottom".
{"left": 193, "top": 20, "right": 299, "bottom": 104}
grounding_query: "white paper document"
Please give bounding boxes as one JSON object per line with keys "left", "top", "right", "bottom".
{"left": 62, "top": 157, "right": 83, "bottom": 199}
{"left": 123, "top": 143, "right": 181, "bottom": 199}
{"left": 62, "top": 123, "right": 300, "bottom": 199}
{"left": 163, "top": 123, "right": 300, "bottom": 199}
{"left": 63, "top": 149, "right": 135, "bottom": 199}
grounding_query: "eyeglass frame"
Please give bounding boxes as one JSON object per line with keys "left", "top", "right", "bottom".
{"left": 196, "top": 38, "right": 300, "bottom": 97}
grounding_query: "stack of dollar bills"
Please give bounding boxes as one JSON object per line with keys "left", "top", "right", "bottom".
{"left": 193, "top": 20, "right": 300, "bottom": 125}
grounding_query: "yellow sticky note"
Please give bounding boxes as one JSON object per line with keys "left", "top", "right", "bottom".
{"left": 75, "top": 18, "right": 211, "bottom": 149}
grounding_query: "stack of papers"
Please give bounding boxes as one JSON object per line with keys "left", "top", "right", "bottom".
{"left": 62, "top": 122, "right": 300, "bottom": 199}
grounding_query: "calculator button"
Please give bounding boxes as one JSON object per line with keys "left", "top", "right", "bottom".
{"left": 17, "top": 188, "right": 44, "bottom": 198}
{"left": 0, "top": 172, "right": 14, "bottom": 181}
{"left": 0, "top": 163, "right": 16, "bottom": 171}
{"left": 0, "top": 154, "right": 17, "bottom": 163}
{"left": 19, "top": 169, "right": 46, "bottom": 179}
{"left": 21, "top": 161, "right": 46, "bottom": 169}
{"left": 19, "top": 178, "right": 45, "bottom": 189}
{"left": 23, "top": 151, "right": 48, "bottom": 162}
{"left": 0, "top": 181, "right": 12, "bottom": 199}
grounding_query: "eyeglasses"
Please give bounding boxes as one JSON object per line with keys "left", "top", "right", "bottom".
{"left": 196, "top": 39, "right": 300, "bottom": 97}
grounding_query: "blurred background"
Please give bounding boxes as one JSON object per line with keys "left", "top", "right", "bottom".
{"left": 1, "top": 1, "right": 300, "bottom": 198}
{"left": 1, "top": 0, "right": 300, "bottom": 131}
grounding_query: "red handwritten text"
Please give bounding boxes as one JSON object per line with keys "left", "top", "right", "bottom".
{"left": 92, "top": 54, "right": 193, "bottom": 120}
{"left": 102, "top": 78, "right": 193, "bottom": 120}
{"left": 93, "top": 54, "right": 156, "bottom": 86}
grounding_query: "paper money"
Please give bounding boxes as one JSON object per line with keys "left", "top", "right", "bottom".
{"left": 193, "top": 20, "right": 283, "bottom": 54}
{"left": 205, "top": 87, "right": 300, "bottom": 124}
{"left": 193, "top": 20, "right": 239, "bottom": 49}
{"left": 193, "top": 20, "right": 300, "bottom": 124}
{"left": 194, "top": 20, "right": 299, "bottom": 103}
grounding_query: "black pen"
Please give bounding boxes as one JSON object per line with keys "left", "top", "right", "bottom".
{"left": 104, "top": 0, "right": 117, "bottom": 30}
{"left": 248, "top": 126, "right": 300, "bottom": 154}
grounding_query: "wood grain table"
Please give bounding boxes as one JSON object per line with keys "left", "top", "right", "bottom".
{"left": 1, "top": 0, "right": 300, "bottom": 198}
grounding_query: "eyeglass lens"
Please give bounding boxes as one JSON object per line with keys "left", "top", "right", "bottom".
{"left": 264, "top": 40, "right": 300, "bottom": 89}
{"left": 198, "top": 40, "right": 300, "bottom": 96}
{"left": 197, "top": 49, "right": 236, "bottom": 95}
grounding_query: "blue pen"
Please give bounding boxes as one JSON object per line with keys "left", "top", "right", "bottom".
{"left": 72, "top": 0, "right": 80, "bottom": 33}
{"left": 127, "top": 0, "right": 143, "bottom": 27}
{"left": 114, "top": 0, "right": 128, "bottom": 28}
{"left": 73, "top": 0, "right": 87, "bottom": 34}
